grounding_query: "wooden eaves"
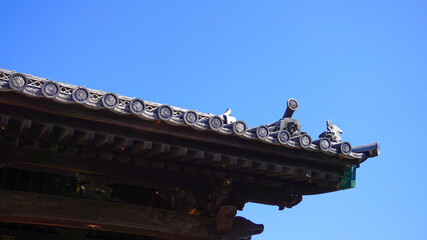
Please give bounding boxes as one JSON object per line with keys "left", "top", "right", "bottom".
{"left": 0, "top": 69, "right": 379, "bottom": 240}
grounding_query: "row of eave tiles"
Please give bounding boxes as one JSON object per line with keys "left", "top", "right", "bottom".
{"left": 0, "top": 69, "right": 363, "bottom": 160}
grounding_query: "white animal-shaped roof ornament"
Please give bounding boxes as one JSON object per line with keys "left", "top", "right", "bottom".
{"left": 319, "top": 119, "right": 343, "bottom": 143}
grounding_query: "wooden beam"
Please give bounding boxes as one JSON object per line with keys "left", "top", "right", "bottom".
{"left": 39, "top": 123, "right": 53, "bottom": 139}
{"left": 180, "top": 149, "right": 204, "bottom": 162}
{"left": 196, "top": 153, "right": 221, "bottom": 165}
{"left": 221, "top": 156, "right": 238, "bottom": 169}
{"left": 267, "top": 166, "right": 297, "bottom": 178}
{"left": 231, "top": 181, "right": 296, "bottom": 207}
{"left": 208, "top": 154, "right": 224, "bottom": 167}
{"left": 0, "top": 190, "right": 214, "bottom": 240}
{"left": 311, "top": 171, "right": 326, "bottom": 181}
{"left": 77, "top": 130, "right": 95, "bottom": 146}
{"left": 112, "top": 137, "right": 133, "bottom": 151}
{"left": 24, "top": 122, "right": 43, "bottom": 141}
{"left": 290, "top": 170, "right": 312, "bottom": 182}
{"left": 267, "top": 164, "right": 283, "bottom": 177}
{"left": 145, "top": 143, "right": 170, "bottom": 157}
{"left": 239, "top": 161, "right": 268, "bottom": 174}
{"left": 274, "top": 167, "right": 298, "bottom": 179}
{"left": 163, "top": 146, "right": 188, "bottom": 160}
{"left": 236, "top": 158, "right": 252, "bottom": 170}
{"left": 58, "top": 126, "right": 75, "bottom": 143}
{"left": 131, "top": 140, "right": 152, "bottom": 154}
{"left": 95, "top": 134, "right": 115, "bottom": 148}
{"left": 18, "top": 119, "right": 32, "bottom": 137}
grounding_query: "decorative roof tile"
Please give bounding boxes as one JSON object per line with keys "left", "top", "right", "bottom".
{"left": 0, "top": 68, "right": 379, "bottom": 161}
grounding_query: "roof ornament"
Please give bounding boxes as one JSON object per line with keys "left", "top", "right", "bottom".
{"left": 319, "top": 119, "right": 343, "bottom": 143}
{"left": 268, "top": 98, "right": 302, "bottom": 137}
{"left": 221, "top": 108, "right": 236, "bottom": 124}
{"left": 282, "top": 98, "right": 299, "bottom": 118}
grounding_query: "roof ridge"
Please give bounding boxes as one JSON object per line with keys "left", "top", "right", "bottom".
{"left": 0, "top": 68, "right": 379, "bottom": 161}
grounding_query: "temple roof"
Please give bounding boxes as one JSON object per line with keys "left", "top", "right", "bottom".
{"left": 0, "top": 68, "right": 379, "bottom": 162}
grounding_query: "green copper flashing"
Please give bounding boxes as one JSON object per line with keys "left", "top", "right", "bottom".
{"left": 339, "top": 165, "right": 356, "bottom": 190}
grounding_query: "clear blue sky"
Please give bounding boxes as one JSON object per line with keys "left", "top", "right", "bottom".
{"left": 1, "top": 1, "right": 426, "bottom": 239}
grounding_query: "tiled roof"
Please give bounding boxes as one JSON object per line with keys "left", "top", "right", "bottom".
{"left": 0, "top": 68, "right": 379, "bottom": 162}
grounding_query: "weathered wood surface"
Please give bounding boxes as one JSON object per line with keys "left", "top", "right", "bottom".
{"left": 0, "top": 189, "right": 214, "bottom": 240}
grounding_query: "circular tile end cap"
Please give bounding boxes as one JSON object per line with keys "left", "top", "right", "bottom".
{"left": 277, "top": 130, "right": 290, "bottom": 144}
{"left": 158, "top": 105, "right": 173, "bottom": 121}
{"left": 101, "top": 93, "right": 119, "bottom": 108}
{"left": 232, "top": 121, "right": 247, "bottom": 135}
{"left": 319, "top": 138, "right": 331, "bottom": 151}
{"left": 209, "top": 116, "right": 223, "bottom": 130}
{"left": 340, "top": 142, "right": 352, "bottom": 155}
{"left": 299, "top": 134, "right": 312, "bottom": 147}
{"left": 184, "top": 110, "right": 198, "bottom": 125}
{"left": 256, "top": 125, "right": 269, "bottom": 139}
{"left": 129, "top": 98, "right": 146, "bottom": 114}
{"left": 9, "top": 73, "right": 28, "bottom": 91}
{"left": 42, "top": 81, "right": 60, "bottom": 98}
{"left": 72, "top": 87, "right": 90, "bottom": 103}
{"left": 287, "top": 98, "right": 299, "bottom": 111}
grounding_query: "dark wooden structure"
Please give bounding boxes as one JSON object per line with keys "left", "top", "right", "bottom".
{"left": 0, "top": 69, "right": 379, "bottom": 239}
